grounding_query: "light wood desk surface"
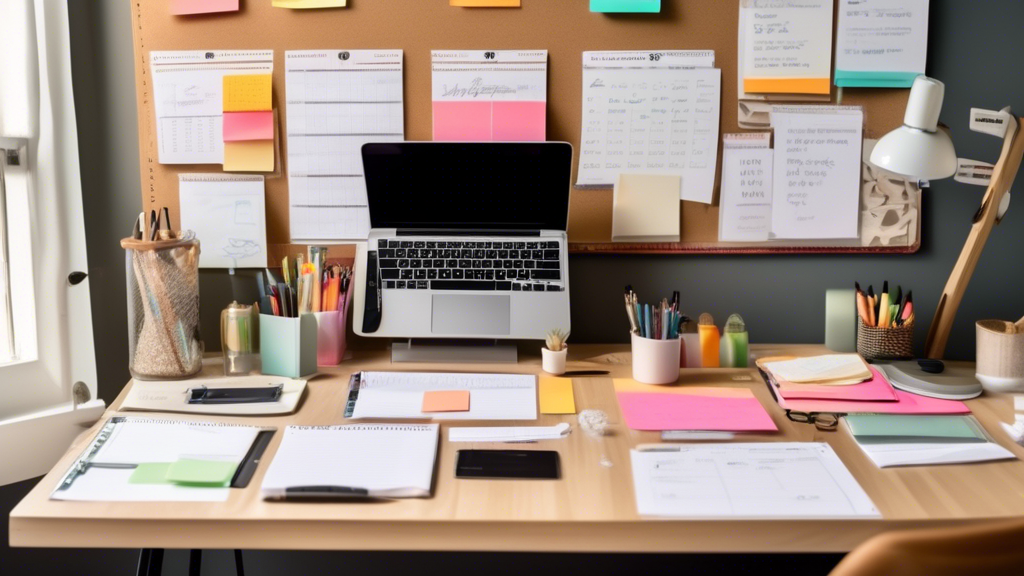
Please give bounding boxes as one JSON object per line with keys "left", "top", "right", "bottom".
{"left": 10, "top": 344, "right": 1024, "bottom": 553}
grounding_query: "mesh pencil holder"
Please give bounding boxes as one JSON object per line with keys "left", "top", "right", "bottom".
{"left": 122, "top": 232, "right": 203, "bottom": 380}
{"left": 857, "top": 318, "right": 913, "bottom": 361}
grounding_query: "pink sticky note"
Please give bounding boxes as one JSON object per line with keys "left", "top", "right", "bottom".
{"left": 777, "top": 367, "right": 899, "bottom": 402}
{"left": 616, "top": 392, "right": 778, "bottom": 432}
{"left": 778, "top": 389, "right": 970, "bottom": 415}
{"left": 171, "top": 0, "right": 239, "bottom": 15}
{"left": 432, "top": 102, "right": 492, "bottom": 141}
{"left": 223, "top": 111, "right": 274, "bottom": 142}
{"left": 492, "top": 101, "right": 546, "bottom": 141}
{"left": 422, "top": 390, "right": 470, "bottom": 413}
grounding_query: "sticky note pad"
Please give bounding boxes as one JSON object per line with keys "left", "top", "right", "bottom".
{"left": 172, "top": 0, "right": 239, "bottom": 15}
{"left": 223, "top": 75, "right": 272, "bottom": 112}
{"left": 539, "top": 377, "right": 576, "bottom": 414}
{"left": 166, "top": 459, "right": 238, "bottom": 486}
{"left": 451, "top": 0, "right": 521, "bottom": 6}
{"left": 223, "top": 111, "right": 274, "bottom": 141}
{"left": 128, "top": 463, "right": 173, "bottom": 485}
{"left": 612, "top": 173, "right": 681, "bottom": 242}
{"left": 422, "top": 390, "right": 470, "bottom": 412}
{"left": 272, "top": 0, "right": 347, "bottom": 7}
{"left": 591, "top": 0, "right": 661, "bottom": 13}
{"left": 224, "top": 140, "right": 275, "bottom": 172}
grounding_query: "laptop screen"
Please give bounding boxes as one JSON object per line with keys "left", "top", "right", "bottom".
{"left": 362, "top": 142, "right": 572, "bottom": 231}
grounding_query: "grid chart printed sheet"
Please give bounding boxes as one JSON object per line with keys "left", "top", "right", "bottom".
{"left": 286, "top": 50, "right": 404, "bottom": 241}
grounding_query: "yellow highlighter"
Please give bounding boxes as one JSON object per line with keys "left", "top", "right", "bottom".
{"left": 698, "top": 313, "right": 720, "bottom": 368}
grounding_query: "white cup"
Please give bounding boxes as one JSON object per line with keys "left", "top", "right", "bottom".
{"left": 631, "top": 333, "right": 682, "bottom": 385}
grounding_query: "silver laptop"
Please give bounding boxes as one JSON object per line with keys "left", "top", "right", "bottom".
{"left": 353, "top": 142, "right": 572, "bottom": 340}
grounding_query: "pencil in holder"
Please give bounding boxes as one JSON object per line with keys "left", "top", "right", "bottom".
{"left": 260, "top": 313, "right": 318, "bottom": 378}
{"left": 856, "top": 318, "right": 913, "bottom": 361}
{"left": 631, "top": 332, "right": 682, "bottom": 385}
{"left": 122, "top": 233, "right": 203, "bottom": 380}
{"left": 313, "top": 279, "right": 354, "bottom": 366}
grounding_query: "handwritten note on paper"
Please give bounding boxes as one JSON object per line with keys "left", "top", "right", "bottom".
{"left": 178, "top": 174, "right": 266, "bottom": 269}
{"left": 741, "top": 0, "right": 833, "bottom": 95}
{"left": 171, "top": 0, "right": 238, "bottom": 15}
{"left": 431, "top": 50, "right": 547, "bottom": 141}
{"left": 576, "top": 51, "right": 721, "bottom": 204}
{"left": 591, "top": 0, "right": 661, "bottom": 12}
{"left": 719, "top": 134, "right": 773, "bottom": 242}
{"left": 835, "top": 0, "right": 929, "bottom": 87}
{"left": 771, "top": 107, "right": 863, "bottom": 239}
{"left": 151, "top": 51, "right": 273, "bottom": 164}
{"left": 285, "top": 50, "right": 404, "bottom": 241}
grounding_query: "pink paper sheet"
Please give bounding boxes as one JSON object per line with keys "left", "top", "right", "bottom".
{"left": 223, "top": 111, "right": 274, "bottom": 142}
{"left": 777, "top": 389, "right": 970, "bottom": 415}
{"left": 617, "top": 392, "right": 778, "bottom": 432}
{"left": 432, "top": 101, "right": 546, "bottom": 141}
{"left": 777, "top": 366, "right": 898, "bottom": 402}
{"left": 171, "top": 0, "right": 239, "bottom": 15}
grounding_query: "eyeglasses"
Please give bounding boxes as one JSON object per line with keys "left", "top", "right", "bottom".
{"left": 785, "top": 410, "right": 845, "bottom": 431}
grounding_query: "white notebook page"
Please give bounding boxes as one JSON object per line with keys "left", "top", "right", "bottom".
{"left": 351, "top": 372, "right": 537, "bottom": 420}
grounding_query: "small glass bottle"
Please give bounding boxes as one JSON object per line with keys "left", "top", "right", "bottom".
{"left": 698, "top": 313, "right": 720, "bottom": 368}
{"left": 221, "top": 302, "right": 257, "bottom": 376}
{"left": 720, "top": 313, "right": 749, "bottom": 368}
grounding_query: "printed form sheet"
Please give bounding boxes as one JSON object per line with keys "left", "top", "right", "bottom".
{"left": 576, "top": 51, "right": 721, "bottom": 203}
{"left": 431, "top": 50, "right": 548, "bottom": 141}
{"left": 285, "top": 50, "right": 404, "bottom": 241}
{"left": 151, "top": 50, "right": 274, "bottom": 165}
{"left": 631, "top": 443, "right": 880, "bottom": 518}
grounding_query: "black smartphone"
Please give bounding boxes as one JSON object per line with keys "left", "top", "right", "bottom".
{"left": 455, "top": 450, "right": 560, "bottom": 479}
{"left": 187, "top": 385, "right": 283, "bottom": 404}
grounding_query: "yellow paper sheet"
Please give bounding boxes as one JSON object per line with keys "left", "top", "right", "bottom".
{"left": 613, "top": 379, "right": 754, "bottom": 398}
{"left": 223, "top": 75, "right": 272, "bottom": 112}
{"left": 272, "top": 0, "right": 347, "bottom": 8}
{"left": 451, "top": 0, "right": 521, "bottom": 6}
{"left": 539, "top": 377, "right": 576, "bottom": 414}
{"left": 224, "top": 140, "right": 274, "bottom": 172}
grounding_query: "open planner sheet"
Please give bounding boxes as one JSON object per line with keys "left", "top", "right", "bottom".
{"left": 51, "top": 418, "right": 265, "bottom": 502}
{"left": 576, "top": 51, "right": 721, "bottom": 204}
{"left": 631, "top": 443, "right": 879, "bottom": 518}
{"left": 346, "top": 372, "right": 537, "bottom": 420}
{"left": 285, "top": 50, "right": 404, "bottom": 241}
{"left": 151, "top": 50, "right": 274, "bottom": 165}
{"left": 261, "top": 424, "right": 440, "bottom": 499}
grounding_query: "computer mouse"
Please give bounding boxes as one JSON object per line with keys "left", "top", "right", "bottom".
{"left": 918, "top": 359, "right": 945, "bottom": 374}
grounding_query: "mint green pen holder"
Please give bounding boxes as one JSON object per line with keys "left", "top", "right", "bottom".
{"left": 259, "top": 314, "right": 318, "bottom": 378}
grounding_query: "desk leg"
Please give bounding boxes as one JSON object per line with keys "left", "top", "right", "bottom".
{"left": 136, "top": 548, "right": 164, "bottom": 576}
{"left": 189, "top": 549, "right": 202, "bottom": 576}
{"left": 234, "top": 549, "right": 245, "bottom": 576}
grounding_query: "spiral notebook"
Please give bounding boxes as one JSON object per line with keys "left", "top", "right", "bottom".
{"left": 261, "top": 424, "right": 440, "bottom": 499}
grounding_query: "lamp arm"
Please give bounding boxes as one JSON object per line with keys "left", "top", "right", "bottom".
{"left": 924, "top": 114, "right": 1024, "bottom": 359}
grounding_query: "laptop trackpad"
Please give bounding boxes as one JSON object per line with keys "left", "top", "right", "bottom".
{"left": 431, "top": 294, "right": 510, "bottom": 336}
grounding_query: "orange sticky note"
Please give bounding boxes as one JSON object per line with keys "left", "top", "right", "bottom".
{"left": 224, "top": 140, "right": 274, "bottom": 172}
{"left": 451, "top": 0, "right": 521, "bottom": 6}
{"left": 539, "top": 377, "right": 575, "bottom": 414}
{"left": 223, "top": 74, "right": 272, "bottom": 112}
{"left": 422, "top": 390, "right": 470, "bottom": 413}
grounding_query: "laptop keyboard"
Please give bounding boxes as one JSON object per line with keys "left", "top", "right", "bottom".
{"left": 375, "top": 239, "right": 564, "bottom": 292}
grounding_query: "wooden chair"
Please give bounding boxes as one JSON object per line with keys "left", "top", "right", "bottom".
{"left": 829, "top": 520, "right": 1024, "bottom": 576}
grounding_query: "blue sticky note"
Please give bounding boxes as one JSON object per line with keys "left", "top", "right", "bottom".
{"left": 591, "top": 0, "right": 660, "bottom": 13}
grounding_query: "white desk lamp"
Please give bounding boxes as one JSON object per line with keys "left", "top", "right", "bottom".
{"left": 870, "top": 76, "right": 1024, "bottom": 359}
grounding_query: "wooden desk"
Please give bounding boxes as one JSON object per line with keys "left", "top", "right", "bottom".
{"left": 10, "top": 344, "right": 1024, "bottom": 553}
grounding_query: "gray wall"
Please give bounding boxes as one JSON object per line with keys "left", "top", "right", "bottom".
{"left": 2, "top": 1, "right": 1022, "bottom": 573}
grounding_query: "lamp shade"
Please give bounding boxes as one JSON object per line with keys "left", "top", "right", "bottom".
{"left": 869, "top": 76, "right": 958, "bottom": 180}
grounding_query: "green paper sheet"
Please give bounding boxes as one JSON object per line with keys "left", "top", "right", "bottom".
{"left": 165, "top": 459, "right": 238, "bottom": 486}
{"left": 128, "top": 463, "right": 174, "bottom": 485}
{"left": 846, "top": 415, "right": 988, "bottom": 444}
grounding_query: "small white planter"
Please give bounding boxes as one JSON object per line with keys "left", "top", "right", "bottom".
{"left": 542, "top": 347, "right": 567, "bottom": 375}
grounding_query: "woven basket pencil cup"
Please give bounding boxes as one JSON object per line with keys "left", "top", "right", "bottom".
{"left": 857, "top": 318, "right": 913, "bottom": 361}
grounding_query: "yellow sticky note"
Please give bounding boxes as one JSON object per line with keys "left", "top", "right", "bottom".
{"left": 422, "top": 390, "right": 471, "bottom": 412}
{"left": 451, "top": 0, "right": 521, "bottom": 6}
{"left": 272, "top": 0, "right": 347, "bottom": 8}
{"left": 223, "top": 74, "right": 272, "bottom": 112}
{"left": 539, "top": 377, "right": 575, "bottom": 414}
{"left": 224, "top": 140, "right": 274, "bottom": 172}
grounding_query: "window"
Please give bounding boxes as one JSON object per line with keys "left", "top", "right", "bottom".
{"left": 0, "top": 0, "right": 103, "bottom": 486}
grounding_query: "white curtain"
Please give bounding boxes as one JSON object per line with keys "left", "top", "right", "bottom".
{"left": 0, "top": 0, "right": 37, "bottom": 138}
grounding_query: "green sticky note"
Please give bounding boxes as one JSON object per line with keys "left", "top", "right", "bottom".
{"left": 846, "top": 415, "right": 988, "bottom": 444}
{"left": 591, "top": 0, "right": 660, "bottom": 13}
{"left": 128, "top": 463, "right": 174, "bottom": 485}
{"left": 165, "top": 459, "right": 237, "bottom": 486}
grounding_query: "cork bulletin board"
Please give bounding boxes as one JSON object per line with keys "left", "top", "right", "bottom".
{"left": 128, "top": 0, "right": 915, "bottom": 259}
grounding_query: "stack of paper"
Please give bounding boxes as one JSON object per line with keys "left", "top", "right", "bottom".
{"left": 613, "top": 379, "right": 777, "bottom": 432}
{"left": 261, "top": 424, "right": 439, "bottom": 499}
{"left": 222, "top": 74, "right": 274, "bottom": 172}
{"left": 762, "top": 354, "right": 873, "bottom": 385}
{"left": 844, "top": 414, "right": 1016, "bottom": 468}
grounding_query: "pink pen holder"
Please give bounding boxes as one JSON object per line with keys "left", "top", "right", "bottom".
{"left": 313, "top": 281, "right": 354, "bottom": 366}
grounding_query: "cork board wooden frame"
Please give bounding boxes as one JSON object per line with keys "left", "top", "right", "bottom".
{"left": 128, "top": 0, "right": 916, "bottom": 258}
